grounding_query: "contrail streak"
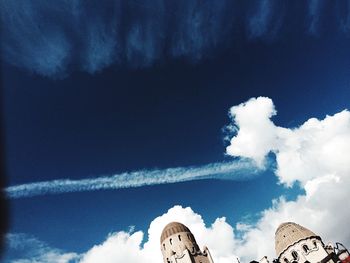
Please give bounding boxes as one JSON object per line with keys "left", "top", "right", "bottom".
{"left": 5, "top": 160, "right": 260, "bottom": 199}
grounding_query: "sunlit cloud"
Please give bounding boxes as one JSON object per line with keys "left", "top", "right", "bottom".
{"left": 225, "top": 97, "right": 350, "bottom": 261}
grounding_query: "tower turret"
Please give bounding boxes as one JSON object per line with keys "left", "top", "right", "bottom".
{"left": 160, "top": 222, "right": 214, "bottom": 263}
{"left": 275, "top": 222, "right": 335, "bottom": 263}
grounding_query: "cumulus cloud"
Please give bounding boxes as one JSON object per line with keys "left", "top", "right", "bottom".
{"left": 80, "top": 231, "right": 145, "bottom": 263}
{"left": 89, "top": 98, "right": 348, "bottom": 263}
{"left": 226, "top": 97, "right": 279, "bottom": 167}
{"left": 225, "top": 97, "right": 350, "bottom": 261}
{"left": 226, "top": 96, "right": 350, "bottom": 186}
{"left": 4, "top": 97, "right": 350, "bottom": 263}
{"left": 4, "top": 206, "right": 240, "bottom": 263}
{"left": 78, "top": 205, "right": 239, "bottom": 263}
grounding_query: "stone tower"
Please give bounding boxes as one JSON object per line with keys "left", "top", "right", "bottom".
{"left": 160, "top": 222, "right": 214, "bottom": 263}
{"left": 275, "top": 222, "right": 337, "bottom": 263}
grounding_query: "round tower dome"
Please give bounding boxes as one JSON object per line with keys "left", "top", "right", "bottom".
{"left": 160, "top": 222, "right": 191, "bottom": 243}
{"left": 160, "top": 222, "right": 199, "bottom": 263}
{"left": 275, "top": 222, "right": 319, "bottom": 257}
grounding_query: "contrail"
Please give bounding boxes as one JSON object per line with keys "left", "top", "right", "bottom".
{"left": 5, "top": 160, "right": 260, "bottom": 199}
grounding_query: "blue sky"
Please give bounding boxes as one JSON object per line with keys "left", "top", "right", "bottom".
{"left": 1, "top": 1, "right": 350, "bottom": 262}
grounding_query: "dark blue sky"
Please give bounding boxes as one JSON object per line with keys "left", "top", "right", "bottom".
{"left": 2, "top": 0, "right": 350, "bottom": 260}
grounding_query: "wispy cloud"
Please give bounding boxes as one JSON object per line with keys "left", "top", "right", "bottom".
{"left": 0, "top": 0, "right": 236, "bottom": 77}
{"left": 5, "top": 160, "right": 260, "bottom": 199}
{"left": 4, "top": 233, "right": 79, "bottom": 263}
{"left": 2, "top": 1, "right": 349, "bottom": 78}
{"left": 307, "top": 0, "right": 325, "bottom": 35}
{"left": 247, "top": 0, "right": 285, "bottom": 40}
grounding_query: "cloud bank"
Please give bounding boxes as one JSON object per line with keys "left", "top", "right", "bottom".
{"left": 1, "top": 0, "right": 350, "bottom": 77}
{"left": 225, "top": 97, "right": 350, "bottom": 261}
{"left": 5, "top": 160, "right": 260, "bottom": 199}
{"left": 4, "top": 206, "right": 239, "bottom": 263}
{"left": 80, "top": 205, "right": 239, "bottom": 263}
{"left": 4, "top": 97, "right": 350, "bottom": 263}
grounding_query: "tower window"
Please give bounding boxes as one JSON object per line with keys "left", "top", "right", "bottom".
{"left": 169, "top": 238, "right": 172, "bottom": 245}
{"left": 291, "top": 251, "right": 298, "bottom": 260}
{"left": 313, "top": 241, "right": 317, "bottom": 248}
{"left": 187, "top": 234, "right": 191, "bottom": 240}
{"left": 303, "top": 245, "right": 309, "bottom": 253}
{"left": 178, "top": 235, "right": 181, "bottom": 241}
{"left": 163, "top": 244, "right": 166, "bottom": 250}
{"left": 284, "top": 258, "right": 289, "bottom": 263}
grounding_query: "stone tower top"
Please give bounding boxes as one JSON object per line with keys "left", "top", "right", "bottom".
{"left": 160, "top": 222, "right": 191, "bottom": 243}
{"left": 160, "top": 222, "right": 214, "bottom": 263}
{"left": 275, "top": 222, "right": 318, "bottom": 257}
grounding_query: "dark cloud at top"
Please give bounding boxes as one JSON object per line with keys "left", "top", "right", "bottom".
{"left": 246, "top": 0, "right": 286, "bottom": 40}
{"left": 0, "top": 0, "right": 349, "bottom": 78}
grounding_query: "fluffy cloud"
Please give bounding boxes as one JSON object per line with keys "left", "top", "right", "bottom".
{"left": 80, "top": 205, "right": 239, "bottom": 263}
{"left": 226, "top": 97, "right": 350, "bottom": 261}
{"left": 86, "top": 97, "right": 349, "bottom": 263}
{"left": 226, "top": 97, "right": 279, "bottom": 167}
{"left": 5, "top": 97, "right": 350, "bottom": 263}
{"left": 80, "top": 231, "right": 145, "bottom": 263}
{"left": 4, "top": 206, "right": 239, "bottom": 263}
{"left": 226, "top": 96, "right": 350, "bottom": 186}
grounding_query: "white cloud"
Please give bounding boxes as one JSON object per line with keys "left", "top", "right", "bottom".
{"left": 226, "top": 96, "right": 350, "bottom": 187}
{"left": 80, "top": 231, "right": 145, "bottom": 263}
{"left": 6, "top": 97, "right": 350, "bottom": 263}
{"left": 226, "top": 97, "right": 279, "bottom": 167}
{"left": 4, "top": 233, "right": 79, "bottom": 263}
{"left": 79, "top": 205, "right": 239, "bottom": 263}
{"left": 5, "top": 206, "right": 239, "bottom": 263}
{"left": 226, "top": 96, "right": 350, "bottom": 262}
{"left": 6, "top": 160, "right": 259, "bottom": 199}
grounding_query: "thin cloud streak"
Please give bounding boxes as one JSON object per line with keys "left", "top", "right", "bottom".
{"left": 5, "top": 160, "right": 260, "bottom": 199}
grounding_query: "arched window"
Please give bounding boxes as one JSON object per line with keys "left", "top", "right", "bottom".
{"left": 192, "top": 246, "right": 195, "bottom": 253}
{"left": 313, "top": 241, "right": 317, "bottom": 248}
{"left": 163, "top": 244, "right": 166, "bottom": 250}
{"left": 169, "top": 238, "right": 172, "bottom": 245}
{"left": 303, "top": 245, "right": 309, "bottom": 253}
{"left": 291, "top": 251, "right": 298, "bottom": 260}
{"left": 178, "top": 235, "right": 181, "bottom": 241}
{"left": 284, "top": 258, "right": 289, "bottom": 263}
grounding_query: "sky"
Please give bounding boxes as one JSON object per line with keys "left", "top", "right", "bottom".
{"left": 1, "top": 0, "right": 350, "bottom": 262}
